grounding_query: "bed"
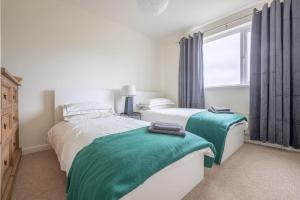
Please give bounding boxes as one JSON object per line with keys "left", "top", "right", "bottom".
{"left": 48, "top": 89, "right": 215, "bottom": 200}
{"left": 140, "top": 107, "right": 247, "bottom": 164}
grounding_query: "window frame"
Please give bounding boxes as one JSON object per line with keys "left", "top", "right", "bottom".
{"left": 203, "top": 24, "right": 251, "bottom": 88}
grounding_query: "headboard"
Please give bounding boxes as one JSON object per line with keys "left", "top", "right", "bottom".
{"left": 54, "top": 89, "right": 115, "bottom": 124}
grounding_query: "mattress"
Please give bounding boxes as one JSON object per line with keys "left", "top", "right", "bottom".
{"left": 48, "top": 115, "right": 213, "bottom": 173}
{"left": 48, "top": 115, "right": 150, "bottom": 173}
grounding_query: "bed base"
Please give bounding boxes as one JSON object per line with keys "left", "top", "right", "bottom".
{"left": 122, "top": 150, "right": 205, "bottom": 200}
{"left": 221, "top": 123, "right": 246, "bottom": 163}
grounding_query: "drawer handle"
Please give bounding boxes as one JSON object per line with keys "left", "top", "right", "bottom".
{"left": 4, "top": 160, "right": 7, "bottom": 166}
{"left": 3, "top": 123, "right": 7, "bottom": 129}
{"left": 13, "top": 142, "right": 16, "bottom": 147}
{"left": 13, "top": 116, "right": 16, "bottom": 121}
{"left": 3, "top": 94, "right": 7, "bottom": 100}
{"left": 13, "top": 96, "right": 15, "bottom": 100}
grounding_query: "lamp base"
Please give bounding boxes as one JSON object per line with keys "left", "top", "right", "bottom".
{"left": 124, "top": 96, "right": 134, "bottom": 114}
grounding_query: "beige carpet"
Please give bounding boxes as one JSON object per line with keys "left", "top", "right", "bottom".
{"left": 12, "top": 144, "right": 300, "bottom": 200}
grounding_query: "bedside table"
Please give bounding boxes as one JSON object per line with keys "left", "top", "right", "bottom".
{"left": 120, "top": 112, "right": 142, "bottom": 120}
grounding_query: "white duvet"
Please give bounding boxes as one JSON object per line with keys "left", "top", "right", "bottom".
{"left": 48, "top": 115, "right": 149, "bottom": 174}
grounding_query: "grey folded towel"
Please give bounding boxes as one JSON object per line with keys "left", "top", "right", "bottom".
{"left": 210, "top": 106, "right": 230, "bottom": 112}
{"left": 148, "top": 126, "right": 186, "bottom": 137}
{"left": 208, "top": 106, "right": 234, "bottom": 114}
{"left": 152, "top": 121, "right": 181, "bottom": 131}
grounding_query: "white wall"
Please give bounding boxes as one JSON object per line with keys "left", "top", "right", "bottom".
{"left": 1, "top": 0, "right": 163, "bottom": 151}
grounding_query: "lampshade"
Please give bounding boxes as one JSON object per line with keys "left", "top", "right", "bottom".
{"left": 121, "top": 85, "right": 137, "bottom": 97}
{"left": 137, "top": 0, "right": 169, "bottom": 16}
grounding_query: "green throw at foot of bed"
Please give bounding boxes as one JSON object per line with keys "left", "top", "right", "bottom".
{"left": 186, "top": 111, "right": 247, "bottom": 164}
{"left": 67, "top": 127, "right": 216, "bottom": 200}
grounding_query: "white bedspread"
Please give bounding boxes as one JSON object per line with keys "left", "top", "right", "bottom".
{"left": 140, "top": 108, "right": 206, "bottom": 127}
{"left": 48, "top": 116, "right": 149, "bottom": 173}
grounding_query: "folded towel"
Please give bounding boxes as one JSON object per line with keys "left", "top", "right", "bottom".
{"left": 148, "top": 126, "right": 186, "bottom": 137}
{"left": 208, "top": 107, "right": 234, "bottom": 114}
{"left": 152, "top": 121, "right": 181, "bottom": 131}
{"left": 210, "top": 106, "right": 230, "bottom": 112}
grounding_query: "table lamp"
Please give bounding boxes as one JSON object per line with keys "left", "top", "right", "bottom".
{"left": 121, "top": 85, "right": 136, "bottom": 114}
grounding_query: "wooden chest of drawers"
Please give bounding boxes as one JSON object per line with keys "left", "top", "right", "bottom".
{"left": 0, "top": 68, "right": 22, "bottom": 200}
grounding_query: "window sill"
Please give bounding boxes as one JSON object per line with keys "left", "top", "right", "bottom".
{"left": 204, "top": 84, "right": 249, "bottom": 89}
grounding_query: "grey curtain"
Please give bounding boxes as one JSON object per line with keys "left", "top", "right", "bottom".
{"left": 178, "top": 32, "right": 205, "bottom": 108}
{"left": 250, "top": 0, "right": 300, "bottom": 148}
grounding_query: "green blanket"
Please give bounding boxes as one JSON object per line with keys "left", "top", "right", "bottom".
{"left": 186, "top": 111, "right": 247, "bottom": 164}
{"left": 67, "top": 127, "right": 216, "bottom": 200}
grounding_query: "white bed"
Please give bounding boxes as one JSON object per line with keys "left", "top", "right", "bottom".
{"left": 140, "top": 108, "right": 247, "bottom": 164}
{"left": 48, "top": 89, "right": 214, "bottom": 200}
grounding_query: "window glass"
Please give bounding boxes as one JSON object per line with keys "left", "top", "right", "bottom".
{"left": 203, "top": 32, "right": 241, "bottom": 87}
{"left": 247, "top": 31, "right": 251, "bottom": 82}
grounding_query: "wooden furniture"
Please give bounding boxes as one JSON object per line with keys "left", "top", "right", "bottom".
{"left": 1, "top": 68, "right": 22, "bottom": 200}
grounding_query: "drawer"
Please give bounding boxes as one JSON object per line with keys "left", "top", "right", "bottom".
{"left": 12, "top": 111, "right": 18, "bottom": 133}
{"left": 2, "top": 84, "right": 11, "bottom": 107}
{"left": 2, "top": 113, "right": 12, "bottom": 142}
{"left": 12, "top": 87, "right": 18, "bottom": 104}
{"left": 2, "top": 142, "right": 10, "bottom": 178}
{"left": 12, "top": 130, "right": 18, "bottom": 154}
{"left": 13, "top": 103, "right": 18, "bottom": 116}
{"left": 2, "top": 105, "right": 11, "bottom": 116}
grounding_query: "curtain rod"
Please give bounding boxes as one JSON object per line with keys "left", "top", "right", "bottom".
{"left": 202, "top": 13, "right": 253, "bottom": 34}
{"left": 187, "top": 4, "right": 265, "bottom": 37}
{"left": 174, "top": 1, "right": 269, "bottom": 44}
{"left": 176, "top": 0, "right": 269, "bottom": 43}
{"left": 176, "top": 12, "right": 253, "bottom": 44}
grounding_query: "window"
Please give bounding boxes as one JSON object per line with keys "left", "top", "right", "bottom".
{"left": 246, "top": 31, "right": 251, "bottom": 82}
{"left": 203, "top": 26, "right": 251, "bottom": 87}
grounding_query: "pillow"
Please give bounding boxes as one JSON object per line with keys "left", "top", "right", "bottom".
{"left": 63, "top": 112, "right": 114, "bottom": 122}
{"left": 137, "top": 98, "right": 174, "bottom": 110}
{"left": 62, "top": 102, "right": 115, "bottom": 121}
{"left": 139, "top": 98, "right": 174, "bottom": 107}
{"left": 138, "top": 104, "right": 173, "bottom": 110}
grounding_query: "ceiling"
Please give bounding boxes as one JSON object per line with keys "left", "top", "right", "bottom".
{"left": 62, "top": 0, "right": 265, "bottom": 39}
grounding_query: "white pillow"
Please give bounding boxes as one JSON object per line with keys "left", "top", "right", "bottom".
{"left": 62, "top": 102, "right": 115, "bottom": 121}
{"left": 137, "top": 98, "right": 174, "bottom": 110}
{"left": 138, "top": 104, "right": 173, "bottom": 110}
{"left": 139, "top": 98, "right": 174, "bottom": 106}
{"left": 63, "top": 112, "right": 114, "bottom": 122}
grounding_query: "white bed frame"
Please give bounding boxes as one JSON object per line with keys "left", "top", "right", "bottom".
{"left": 53, "top": 88, "right": 207, "bottom": 200}
{"left": 135, "top": 91, "right": 246, "bottom": 164}
{"left": 221, "top": 122, "right": 245, "bottom": 163}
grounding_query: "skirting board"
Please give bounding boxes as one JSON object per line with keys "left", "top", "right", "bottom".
{"left": 22, "top": 144, "right": 52, "bottom": 155}
{"left": 244, "top": 138, "right": 300, "bottom": 153}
